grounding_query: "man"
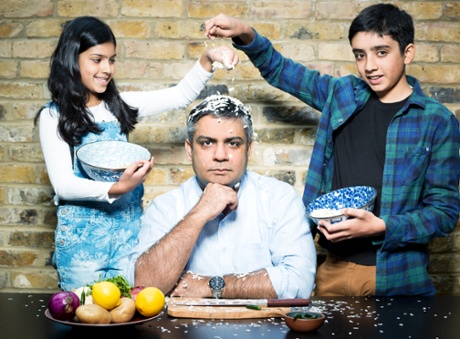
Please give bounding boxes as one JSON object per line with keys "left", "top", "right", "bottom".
{"left": 204, "top": 4, "right": 460, "bottom": 296}
{"left": 125, "top": 95, "right": 316, "bottom": 299}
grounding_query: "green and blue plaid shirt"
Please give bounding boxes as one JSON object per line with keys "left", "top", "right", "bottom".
{"left": 235, "top": 31, "right": 460, "bottom": 296}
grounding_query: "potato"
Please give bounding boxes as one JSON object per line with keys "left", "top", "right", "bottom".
{"left": 76, "top": 304, "right": 111, "bottom": 324}
{"left": 110, "top": 297, "right": 136, "bottom": 323}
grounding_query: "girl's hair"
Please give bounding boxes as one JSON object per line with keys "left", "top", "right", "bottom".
{"left": 35, "top": 16, "right": 138, "bottom": 146}
{"left": 187, "top": 95, "right": 253, "bottom": 146}
{"left": 348, "top": 4, "right": 414, "bottom": 55}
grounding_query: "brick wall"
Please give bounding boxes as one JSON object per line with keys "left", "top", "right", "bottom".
{"left": 0, "top": 0, "right": 459, "bottom": 293}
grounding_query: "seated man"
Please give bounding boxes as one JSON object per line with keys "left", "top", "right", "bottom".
{"left": 125, "top": 95, "right": 316, "bottom": 299}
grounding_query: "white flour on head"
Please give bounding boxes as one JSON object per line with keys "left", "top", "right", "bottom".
{"left": 188, "top": 95, "right": 252, "bottom": 123}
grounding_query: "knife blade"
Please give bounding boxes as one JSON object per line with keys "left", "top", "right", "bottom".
{"left": 171, "top": 298, "right": 309, "bottom": 308}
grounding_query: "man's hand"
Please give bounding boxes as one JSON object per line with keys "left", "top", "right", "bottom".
{"left": 194, "top": 183, "right": 239, "bottom": 221}
{"left": 168, "top": 269, "right": 277, "bottom": 299}
{"left": 169, "top": 272, "right": 210, "bottom": 298}
{"left": 317, "top": 208, "right": 386, "bottom": 243}
{"left": 203, "top": 14, "right": 255, "bottom": 45}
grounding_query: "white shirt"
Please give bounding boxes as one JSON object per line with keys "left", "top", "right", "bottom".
{"left": 38, "top": 61, "right": 213, "bottom": 203}
{"left": 126, "top": 171, "right": 317, "bottom": 298}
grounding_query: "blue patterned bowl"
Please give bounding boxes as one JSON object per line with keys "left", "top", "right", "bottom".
{"left": 306, "top": 186, "right": 377, "bottom": 224}
{"left": 76, "top": 141, "right": 151, "bottom": 182}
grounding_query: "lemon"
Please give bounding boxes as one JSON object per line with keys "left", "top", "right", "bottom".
{"left": 91, "top": 281, "right": 121, "bottom": 310}
{"left": 135, "top": 287, "right": 165, "bottom": 317}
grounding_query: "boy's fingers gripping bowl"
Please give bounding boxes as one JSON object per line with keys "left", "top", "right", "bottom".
{"left": 306, "top": 186, "right": 377, "bottom": 224}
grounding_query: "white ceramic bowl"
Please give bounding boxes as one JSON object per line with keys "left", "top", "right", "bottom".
{"left": 306, "top": 186, "right": 377, "bottom": 224}
{"left": 76, "top": 141, "right": 151, "bottom": 182}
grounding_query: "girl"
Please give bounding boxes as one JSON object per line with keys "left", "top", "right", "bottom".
{"left": 35, "top": 16, "right": 238, "bottom": 291}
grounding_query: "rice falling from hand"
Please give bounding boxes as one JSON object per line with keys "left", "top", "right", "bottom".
{"left": 212, "top": 49, "right": 234, "bottom": 71}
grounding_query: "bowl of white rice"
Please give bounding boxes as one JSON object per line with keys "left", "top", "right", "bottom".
{"left": 76, "top": 140, "right": 151, "bottom": 182}
{"left": 306, "top": 186, "right": 377, "bottom": 224}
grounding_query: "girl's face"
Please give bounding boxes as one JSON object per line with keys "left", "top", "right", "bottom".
{"left": 78, "top": 42, "right": 116, "bottom": 107}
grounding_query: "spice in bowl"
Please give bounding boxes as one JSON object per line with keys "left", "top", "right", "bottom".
{"left": 283, "top": 311, "right": 326, "bottom": 332}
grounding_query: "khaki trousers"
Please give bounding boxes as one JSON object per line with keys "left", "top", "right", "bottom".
{"left": 314, "top": 253, "right": 376, "bottom": 296}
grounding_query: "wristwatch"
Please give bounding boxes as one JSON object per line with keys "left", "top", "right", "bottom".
{"left": 208, "top": 276, "right": 225, "bottom": 299}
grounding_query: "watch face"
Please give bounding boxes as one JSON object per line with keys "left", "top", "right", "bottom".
{"left": 209, "top": 276, "right": 225, "bottom": 290}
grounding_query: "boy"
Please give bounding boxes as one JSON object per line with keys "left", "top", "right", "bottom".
{"left": 204, "top": 4, "right": 460, "bottom": 296}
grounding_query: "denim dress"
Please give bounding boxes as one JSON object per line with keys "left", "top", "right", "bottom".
{"left": 53, "top": 120, "right": 143, "bottom": 291}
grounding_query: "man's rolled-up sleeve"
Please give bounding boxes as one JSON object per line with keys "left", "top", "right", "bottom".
{"left": 264, "top": 184, "right": 317, "bottom": 299}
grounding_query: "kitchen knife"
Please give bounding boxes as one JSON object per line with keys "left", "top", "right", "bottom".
{"left": 171, "top": 298, "right": 309, "bottom": 307}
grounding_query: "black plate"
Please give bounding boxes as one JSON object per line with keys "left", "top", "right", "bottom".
{"left": 45, "top": 309, "right": 160, "bottom": 327}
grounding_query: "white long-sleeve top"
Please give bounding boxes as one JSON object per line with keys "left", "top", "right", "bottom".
{"left": 39, "top": 61, "right": 213, "bottom": 204}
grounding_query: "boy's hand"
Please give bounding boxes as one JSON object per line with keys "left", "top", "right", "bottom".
{"left": 317, "top": 208, "right": 385, "bottom": 242}
{"left": 204, "top": 14, "right": 255, "bottom": 45}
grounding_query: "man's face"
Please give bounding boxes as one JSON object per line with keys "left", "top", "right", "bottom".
{"left": 185, "top": 115, "right": 252, "bottom": 188}
{"left": 351, "top": 32, "right": 414, "bottom": 102}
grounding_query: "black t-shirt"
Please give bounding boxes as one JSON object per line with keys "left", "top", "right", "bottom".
{"left": 318, "top": 93, "right": 408, "bottom": 265}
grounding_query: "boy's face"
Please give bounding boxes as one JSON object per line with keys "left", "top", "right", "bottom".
{"left": 185, "top": 115, "right": 252, "bottom": 189}
{"left": 351, "top": 32, "right": 414, "bottom": 103}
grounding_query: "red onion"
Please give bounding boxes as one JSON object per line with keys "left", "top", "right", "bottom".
{"left": 130, "top": 286, "right": 144, "bottom": 301}
{"left": 48, "top": 291, "right": 80, "bottom": 321}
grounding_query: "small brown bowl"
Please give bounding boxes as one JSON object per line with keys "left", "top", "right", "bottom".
{"left": 284, "top": 311, "right": 326, "bottom": 332}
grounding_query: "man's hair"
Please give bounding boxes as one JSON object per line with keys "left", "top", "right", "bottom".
{"left": 348, "top": 3, "right": 414, "bottom": 55}
{"left": 187, "top": 95, "right": 253, "bottom": 146}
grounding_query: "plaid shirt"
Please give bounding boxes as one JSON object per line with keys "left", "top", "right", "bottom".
{"left": 235, "top": 31, "right": 460, "bottom": 296}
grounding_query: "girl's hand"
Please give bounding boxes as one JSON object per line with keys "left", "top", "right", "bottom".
{"left": 108, "top": 157, "right": 154, "bottom": 196}
{"left": 200, "top": 45, "right": 239, "bottom": 72}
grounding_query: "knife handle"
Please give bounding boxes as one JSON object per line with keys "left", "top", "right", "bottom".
{"left": 266, "top": 298, "right": 309, "bottom": 307}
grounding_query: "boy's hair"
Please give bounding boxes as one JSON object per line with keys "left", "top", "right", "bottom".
{"left": 348, "top": 3, "right": 414, "bottom": 55}
{"left": 35, "top": 16, "right": 138, "bottom": 146}
{"left": 187, "top": 95, "right": 253, "bottom": 146}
